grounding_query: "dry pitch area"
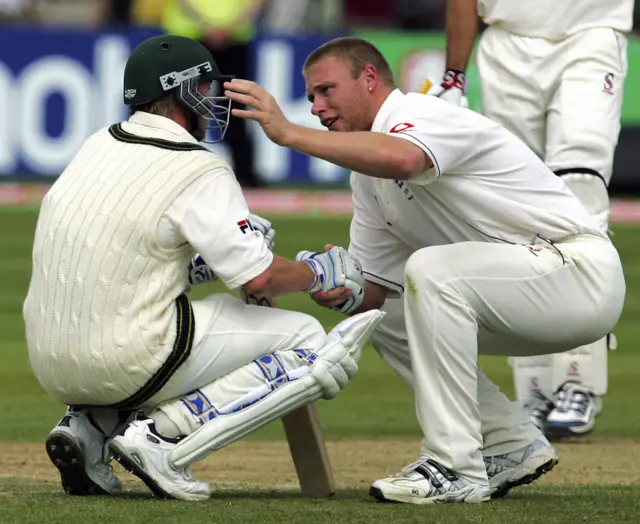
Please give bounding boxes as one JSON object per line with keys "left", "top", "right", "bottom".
{"left": 2, "top": 438, "right": 639, "bottom": 491}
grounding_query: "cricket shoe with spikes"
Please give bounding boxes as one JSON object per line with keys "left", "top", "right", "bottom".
{"left": 110, "top": 418, "right": 211, "bottom": 501}
{"left": 545, "top": 381, "right": 599, "bottom": 438}
{"left": 46, "top": 407, "right": 122, "bottom": 496}
{"left": 369, "top": 458, "right": 491, "bottom": 504}
{"left": 484, "top": 436, "right": 558, "bottom": 498}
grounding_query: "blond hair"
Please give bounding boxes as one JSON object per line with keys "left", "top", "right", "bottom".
{"left": 303, "top": 37, "right": 396, "bottom": 87}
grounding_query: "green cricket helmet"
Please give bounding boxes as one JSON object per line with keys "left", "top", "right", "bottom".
{"left": 123, "top": 35, "right": 234, "bottom": 142}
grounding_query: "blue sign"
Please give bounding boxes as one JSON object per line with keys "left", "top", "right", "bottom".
{"left": 0, "top": 27, "right": 348, "bottom": 185}
{"left": 0, "top": 26, "right": 161, "bottom": 178}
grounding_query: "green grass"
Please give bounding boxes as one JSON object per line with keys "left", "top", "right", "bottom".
{"left": 1, "top": 209, "right": 640, "bottom": 522}
{"left": 1, "top": 479, "right": 640, "bottom": 524}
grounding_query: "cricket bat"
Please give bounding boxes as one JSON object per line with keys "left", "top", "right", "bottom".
{"left": 241, "top": 289, "right": 336, "bottom": 498}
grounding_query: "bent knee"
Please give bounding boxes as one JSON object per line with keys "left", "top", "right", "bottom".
{"left": 283, "top": 312, "right": 326, "bottom": 352}
{"left": 404, "top": 246, "right": 450, "bottom": 289}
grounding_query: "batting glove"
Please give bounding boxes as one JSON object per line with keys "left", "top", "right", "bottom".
{"left": 296, "top": 247, "right": 365, "bottom": 314}
{"left": 248, "top": 213, "right": 276, "bottom": 251}
{"left": 426, "top": 69, "right": 469, "bottom": 108}
{"left": 188, "top": 253, "right": 217, "bottom": 285}
{"left": 187, "top": 213, "right": 275, "bottom": 285}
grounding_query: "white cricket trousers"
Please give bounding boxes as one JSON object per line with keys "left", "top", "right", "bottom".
{"left": 477, "top": 25, "right": 627, "bottom": 184}
{"left": 145, "top": 294, "right": 327, "bottom": 407}
{"left": 402, "top": 235, "right": 625, "bottom": 484}
{"left": 85, "top": 294, "right": 327, "bottom": 434}
{"left": 476, "top": 26, "right": 628, "bottom": 401}
{"left": 370, "top": 298, "right": 542, "bottom": 457}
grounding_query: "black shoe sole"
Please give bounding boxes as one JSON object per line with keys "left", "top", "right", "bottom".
{"left": 369, "top": 485, "right": 400, "bottom": 503}
{"left": 46, "top": 433, "right": 106, "bottom": 496}
{"left": 109, "top": 444, "right": 174, "bottom": 500}
{"left": 491, "top": 458, "right": 558, "bottom": 498}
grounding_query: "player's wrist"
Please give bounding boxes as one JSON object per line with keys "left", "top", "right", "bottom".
{"left": 442, "top": 69, "right": 467, "bottom": 91}
{"left": 279, "top": 122, "right": 299, "bottom": 148}
{"left": 301, "top": 259, "right": 323, "bottom": 293}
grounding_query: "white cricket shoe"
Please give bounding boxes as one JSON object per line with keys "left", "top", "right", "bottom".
{"left": 545, "top": 381, "right": 599, "bottom": 438}
{"left": 110, "top": 418, "right": 211, "bottom": 501}
{"left": 484, "top": 436, "right": 558, "bottom": 498}
{"left": 523, "top": 391, "right": 555, "bottom": 431}
{"left": 369, "top": 458, "right": 491, "bottom": 504}
{"left": 46, "top": 408, "right": 122, "bottom": 496}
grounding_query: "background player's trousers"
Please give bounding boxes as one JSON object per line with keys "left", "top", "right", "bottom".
{"left": 477, "top": 25, "right": 627, "bottom": 184}
{"left": 402, "top": 236, "right": 624, "bottom": 484}
{"left": 476, "top": 26, "right": 628, "bottom": 401}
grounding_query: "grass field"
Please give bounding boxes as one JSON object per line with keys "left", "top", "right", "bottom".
{"left": 1, "top": 208, "right": 639, "bottom": 523}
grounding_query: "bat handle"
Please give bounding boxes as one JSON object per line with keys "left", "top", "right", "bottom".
{"left": 419, "top": 79, "right": 433, "bottom": 94}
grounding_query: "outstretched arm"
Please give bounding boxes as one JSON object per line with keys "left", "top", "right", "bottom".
{"left": 224, "top": 79, "right": 432, "bottom": 181}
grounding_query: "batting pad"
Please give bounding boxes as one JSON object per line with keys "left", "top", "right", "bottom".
{"left": 168, "top": 309, "right": 385, "bottom": 468}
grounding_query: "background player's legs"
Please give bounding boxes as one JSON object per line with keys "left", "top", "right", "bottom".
{"left": 538, "top": 28, "right": 626, "bottom": 437}
{"left": 476, "top": 26, "right": 546, "bottom": 158}
{"left": 545, "top": 27, "right": 627, "bottom": 232}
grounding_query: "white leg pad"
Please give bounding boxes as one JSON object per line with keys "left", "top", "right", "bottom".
{"left": 550, "top": 336, "right": 610, "bottom": 396}
{"left": 509, "top": 355, "right": 554, "bottom": 405}
{"left": 167, "top": 309, "right": 385, "bottom": 469}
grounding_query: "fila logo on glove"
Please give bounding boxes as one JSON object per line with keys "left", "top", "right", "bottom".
{"left": 390, "top": 123, "right": 415, "bottom": 134}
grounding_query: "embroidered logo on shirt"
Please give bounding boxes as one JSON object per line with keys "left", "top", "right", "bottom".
{"left": 389, "top": 122, "right": 415, "bottom": 134}
{"left": 603, "top": 73, "right": 614, "bottom": 94}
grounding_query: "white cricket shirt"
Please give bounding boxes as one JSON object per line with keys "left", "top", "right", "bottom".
{"left": 478, "top": 0, "right": 634, "bottom": 40}
{"left": 131, "top": 114, "right": 274, "bottom": 290}
{"left": 349, "top": 90, "right": 604, "bottom": 295}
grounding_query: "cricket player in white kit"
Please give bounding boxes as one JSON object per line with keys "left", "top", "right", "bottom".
{"left": 427, "top": 0, "right": 634, "bottom": 438}
{"left": 225, "top": 37, "right": 626, "bottom": 504}
{"left": 22, "top": 35, "right": 384, "bottom": 501}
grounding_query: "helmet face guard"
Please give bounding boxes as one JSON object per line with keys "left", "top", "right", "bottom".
{"left": 160, "top": 62, "right": 232, "bottom": 143}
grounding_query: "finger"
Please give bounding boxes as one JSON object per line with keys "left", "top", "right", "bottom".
{"left": 312, "top": 287, "right": 352, "bottom": 300}
{"left": 324, "top": 244, "right": 334, "bottom": 252}
{"left": 224, "top": 79, "right": 259, "bottom": 95}
{"left": 225, "top": 90, "right": 260, "bottom": 108}
{"left": 315, "top": 298, "right": 349, "bottom": 309}
{"left": 231, "top": 108, "right": 260, "bottom": 120}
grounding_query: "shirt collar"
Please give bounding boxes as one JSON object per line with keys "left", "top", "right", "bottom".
{"left": 127, "top": 112, "right": 200, "bottom": 144}
{"left": 372, "top": 89, "right": 406, "bottom": 132}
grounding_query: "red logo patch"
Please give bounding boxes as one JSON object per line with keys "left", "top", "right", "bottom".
{"left": 390, "top": 122, "right": 415, "bottom": 134}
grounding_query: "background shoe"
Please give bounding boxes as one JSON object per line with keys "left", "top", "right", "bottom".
{"left": 484, "top": 437, "right": 558, "bottom": 498}
{"left": 369, "top": 457, "right": 490, "bottom": 504}
{"left": 524, "top": 391, "right": 555, "bottom": 431}
{"left": 46, "top": 408, "right": 122, "bottom": 495}
{"left": 545, "top": 381, "right": 598, "bottom": 438}
{"left": 110, "top": 419, "right": 211, "bottom": 501}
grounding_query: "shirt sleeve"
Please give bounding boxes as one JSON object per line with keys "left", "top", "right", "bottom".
{"left": 348, "top": 174, "right": 413, "bottom": 298}
{"left": 166, "top": 168, "right": 273, "bottom": 289}
{"left": 385, "top": 95, "right": 478, "bottom": 185}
